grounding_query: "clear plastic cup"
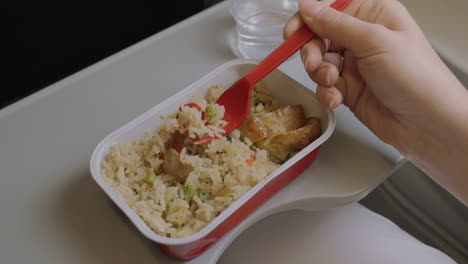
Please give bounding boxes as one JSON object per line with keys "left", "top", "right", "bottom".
{"left": 229, "top": 0, "right": 298, "bottom": 60}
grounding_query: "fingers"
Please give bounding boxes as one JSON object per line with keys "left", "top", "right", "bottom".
{"left": 323, "top": 52, "right": 342, "bottom": 69}
{"left": 316, "top": 85, "right": 343, "bottom": 109}
{"left": 307, "top": 59, "right": 340, "bottom": 87}
{"left": 285, "top": 16, "right": 329, "bottom": 75}
{"left": 298, "top": 0, "right": 383, "bottom": 56}
{"left": 283, "top": 13, "right": 303, "bottom": 40}
{"left": 284, "top": 9, "right": 341, "bottom": 52}
{"left": 300, "top": 38, "right": 328, "bottom": 73}
{"left": 313, "top": 52, "right": 343, "bottom": 109}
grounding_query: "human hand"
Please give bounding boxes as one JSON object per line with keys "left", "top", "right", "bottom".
{"left": 284, "top": 0, "right": 468, "bottom": 203}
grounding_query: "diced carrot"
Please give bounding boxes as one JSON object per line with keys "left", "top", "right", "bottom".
{"left": 246, "top": 155, "right": 255, "bottom": 166}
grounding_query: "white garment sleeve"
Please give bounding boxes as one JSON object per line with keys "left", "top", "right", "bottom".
{"left": 219, "top": 203, "right": 456, "bottom": 264}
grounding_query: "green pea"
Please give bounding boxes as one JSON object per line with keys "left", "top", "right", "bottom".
{"left": 184, "top": 185, "right": 195, "bottom": 199}
{"left": 205, "top": 105, "right": 217, "bottom": 118}
{"left": 199, "top": 191, "right": 210, "bottom": 201}
{"left": 146, "top": 170, "right": 156, "bottom": 185}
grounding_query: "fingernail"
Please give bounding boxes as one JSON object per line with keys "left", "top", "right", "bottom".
{"left": 326, "top": 71, "right": 331, "bottom": 86}
{"left": 299, "top": 0, "right": 323, "bottom": 17}
{"left": 325, "top": 92, "right": 336, "bottom": 108}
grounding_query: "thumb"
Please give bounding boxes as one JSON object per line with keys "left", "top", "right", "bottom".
{"left": 299, "top": 0, "right": 385, "bottom": 55}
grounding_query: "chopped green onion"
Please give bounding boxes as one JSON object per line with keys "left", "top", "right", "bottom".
{"left": 205, "top": 105, "right": 217, "bottom": 118}
{"left": 199, "top": 191, "right": 210, "bottom": 201}
{"left": 184, "top": 185, "right": 195, "bottom": 199}
{"left": 239, "top": 136, "right": 245, "bottom": 142}
{"left": 226, "top": 135, "right": 232, "bottom": 142}
{"left": 146, "top": 170, "right": 156, "bottom": 185}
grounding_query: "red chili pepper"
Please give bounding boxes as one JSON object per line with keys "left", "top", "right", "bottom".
{"left": 183, "top": 103, "right": 202, "bottom": 112}
{"left": 177, "top": 103, "right": 205, "bottom": 119}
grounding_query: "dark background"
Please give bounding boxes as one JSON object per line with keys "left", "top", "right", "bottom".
{"left": 4, "top": 1, "right": 206, "bottom": 109}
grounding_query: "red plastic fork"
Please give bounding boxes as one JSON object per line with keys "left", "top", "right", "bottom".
{"left": 194, "top": 0, "right": 352, "bottom": 145}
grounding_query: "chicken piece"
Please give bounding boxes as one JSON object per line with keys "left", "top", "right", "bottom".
{"left": 258, "top": 118, "right": 321, "bottom": 162}
{"left": 162, "top": 148, "right": 193, "bottom": 181}
{"left": 238, "top": 105, "right": 305, "bottom": 143}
